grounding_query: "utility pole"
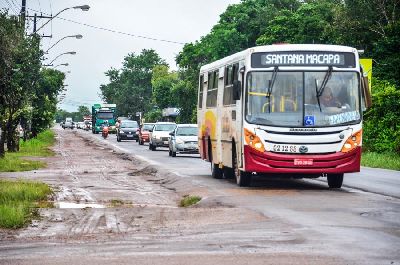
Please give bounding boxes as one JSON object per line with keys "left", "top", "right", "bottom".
{"left": 27, "top": 13, "right": 53, "bottom": 37}
{"left": 20, "top": 0, "right": 26, "bottom": 29}
{"left": 33, "top": 13, "right": 36, "bottom": 33}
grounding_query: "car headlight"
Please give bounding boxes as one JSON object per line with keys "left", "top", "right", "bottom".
{"left": 119, "top": 130, "right": 125, "bottom": 134}
{"left": 176, "top": 138, "right": 184, "bottom": 144}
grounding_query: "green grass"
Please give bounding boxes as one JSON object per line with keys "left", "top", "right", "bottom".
{"left": 0, "top": 130, "right": 55, "bottom": 172}
{"left": 361, "top": 152, "right": 400, "bottom": 171}
{"left": 179, "top": 195, "right": 201, "bottom": 207}
{"left": 110, "top": 199, "right": 124, "bottom": 207}
{"left": 18, "top": 130, "right": 55, "bottom": 157}
{"left": 0, "top": 179, "right": 52, "bottom": 229}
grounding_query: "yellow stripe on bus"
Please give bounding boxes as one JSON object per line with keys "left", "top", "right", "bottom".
{"left": 248, "top": 92, "right": 269, "bottom": 96}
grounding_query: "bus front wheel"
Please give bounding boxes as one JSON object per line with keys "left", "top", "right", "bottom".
{"left": 327, "top": 173, "right": 344, "bottom": 188}
{"left": 236, "top": 170, "right": 252, "bottom": 187}
{"left": 233, "top": 152, "right": 251, "bottom": 187}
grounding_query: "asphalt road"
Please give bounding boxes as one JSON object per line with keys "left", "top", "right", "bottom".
{"left": 84, "top": 129, "right": 400, "bottom": 198}
{"left": 0, "top": 128, "right": 399, "bottom": 265}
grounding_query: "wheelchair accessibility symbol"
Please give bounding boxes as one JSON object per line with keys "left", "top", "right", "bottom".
{"left": 304, "top": 115, "right": 315, "bottom": 126}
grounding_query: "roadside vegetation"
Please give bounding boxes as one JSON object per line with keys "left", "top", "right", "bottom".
{"left": 361, "top": 152, "right": 400, "bottom": 171}
{"left": 1, "top": 12, "right": 65, "bottom": 158}
{"left": 99, "top": 0, "right": 400, "bottom": 170}
{"left": 0, "top": 130, "right": 55, "bottom": 172}
{"left": 110, "top": 199, "right": 124, "bottom": 207}
{"left": 179, "top": 195, "right": 201, "bottom": 207}
{"left": 0, "top": 179, "right": 52, "bottom": 229}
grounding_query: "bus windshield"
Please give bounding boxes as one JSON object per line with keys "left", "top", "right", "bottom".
{"left": 97, "top": 112, "right": 114, "bottom": 120}
{"left": 246, "top": 71, "right": 361, "bottom": 127}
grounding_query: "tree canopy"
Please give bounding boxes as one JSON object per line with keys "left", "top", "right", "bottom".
{"left": 99, "top": 0, "right": 399, "bottom": 152}
{"left": 100, "top": 49, "right": 166, "bottom": 118}
{"left": 0, "top": 11, "right": 65, "bottom": 155}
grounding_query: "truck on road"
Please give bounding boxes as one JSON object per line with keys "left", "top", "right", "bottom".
{"left": 92, "top": 104, "right": 117, "bottom": 134}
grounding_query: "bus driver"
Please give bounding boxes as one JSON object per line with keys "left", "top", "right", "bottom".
{"left": 321, "top": 87, "right": 341, "bottom": 108}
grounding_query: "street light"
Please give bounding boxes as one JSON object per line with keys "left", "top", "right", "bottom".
{"left": 54, "top": 63, "right": 69, "bottom": 68}
{"left": 33, "top": 5, "right": 90, "bottom": 34}
{"left": 48, "top": 51, "right": 76, "bottom": 65}
{"left": 45, "top": 35, "right": 83, "bottom": 53}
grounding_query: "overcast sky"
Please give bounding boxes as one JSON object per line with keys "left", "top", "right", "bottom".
{"left": 1, "top": 0, "right": 240, "bottom": 111}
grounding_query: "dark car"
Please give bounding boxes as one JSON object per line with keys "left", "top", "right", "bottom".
{"left": 116, "top": 120, "right": 139, "bottom": 142}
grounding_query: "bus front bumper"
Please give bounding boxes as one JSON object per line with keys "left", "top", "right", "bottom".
{"left": 244, "top": 145, "right": 361, "bottom": 174}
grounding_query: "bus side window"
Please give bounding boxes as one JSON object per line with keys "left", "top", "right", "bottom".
{"left": 223, "top": 63, "right": 239, "bottom": 106}
{"left": 198, "top": 75, "right": 204, "bottom": 109}
{"left": 206, "top": 70, "right": 218, "bottom": 108}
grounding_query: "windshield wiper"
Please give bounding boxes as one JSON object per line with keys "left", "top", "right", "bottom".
{"left": 315, "top": 66, "right": 333, "bottom": 111}
{"left": 266, "top": 66, "right": 279, "bottom": 113}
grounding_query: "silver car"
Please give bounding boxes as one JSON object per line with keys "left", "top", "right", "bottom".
{"left": 168, "top": 124, "right": 198, "bottom": 157}
{"left": 149, "top": 122, "right": 176, "bottom": 151}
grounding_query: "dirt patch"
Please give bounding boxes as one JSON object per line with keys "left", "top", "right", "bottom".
{"left": 0, "top": 128, "right": 263, "bottom": 244}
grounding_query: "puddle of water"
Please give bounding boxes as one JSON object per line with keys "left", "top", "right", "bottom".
{"left": 55, "top": 201, "right": 106, "bottom": 209}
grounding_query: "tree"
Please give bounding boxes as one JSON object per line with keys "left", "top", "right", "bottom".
{"left": 100, "top": 49, "right": 166, "bottom": 118}
{"left": 77, "top": 105, "right": 91, "bottom": 120}
{"left": 171, "top": 78, "right": 197, "bottom": 123}
{"left": 31, "top": 68, "right": 65, "bottom": 137}
{"left": 151, "top": 65, "right": 178, "bottom": 109}
{"left": 0, "top": 12, "right": 42, "bottom": 154}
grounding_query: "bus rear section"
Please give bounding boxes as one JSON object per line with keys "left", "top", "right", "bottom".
{"left": 198, "top": 44, "right": 371, "bottom": 188}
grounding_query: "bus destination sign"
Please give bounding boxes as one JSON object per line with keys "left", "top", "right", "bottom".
{"left": 251, "top": 51, "right": 356, "bottom": 68}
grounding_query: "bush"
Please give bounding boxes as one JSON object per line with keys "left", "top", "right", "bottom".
{"left": 143, "top": 109, "right": 162, "bottom": 122}
{"left": 363, "top": 79, "right": 400, "bottom": 154}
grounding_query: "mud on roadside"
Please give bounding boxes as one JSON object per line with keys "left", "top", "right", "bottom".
{"left": 0, "top": 128, "right": 267, "bottom": 243}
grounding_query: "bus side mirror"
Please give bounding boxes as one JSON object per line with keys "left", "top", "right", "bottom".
{"left": 362, "top": 76, "right": 372, "bottom": 110}
{"left": 233, "top": 80, "right": 241, "bottom": 100}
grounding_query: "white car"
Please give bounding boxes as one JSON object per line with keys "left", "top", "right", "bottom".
{"left": 168, "top": 124, "right": 198, "bottom": 157}
{"left": 77, "top": 122, "right": 85, "bottom": 129}
{"left": 148, "top": 122, "right": 176, "bottom": 151}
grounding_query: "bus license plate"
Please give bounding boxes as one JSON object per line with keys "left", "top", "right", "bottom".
{"left": 294, "top": 159, "right": 313, "bottom": 166}
{"left": 273, "top": 144, "right": 297, "bottom": 153}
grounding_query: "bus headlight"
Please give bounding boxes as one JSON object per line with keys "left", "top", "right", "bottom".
{"left": 341, "top": 129, "right": 362, "bottom": 153}
{"left": 244, "top": 128, "right": 265, "bottom": 153}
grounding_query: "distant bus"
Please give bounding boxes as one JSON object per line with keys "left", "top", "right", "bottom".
{"left": 197, "top": 44, "right": 371, "bottom": 188}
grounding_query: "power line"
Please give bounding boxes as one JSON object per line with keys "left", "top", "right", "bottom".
{"left": 10, "top": 0, "right": 21, "bottom": 13}
{"left": 24, "top": 6, "right": 186, "bottom": 45}
{"left": 56, "top": 16, "right": 186, "bottom": 45}
{"left": 3, "top": 0, "right": 19, "bottom": 14}
{"left": 6, "top": 0, "right": 18, "bottom": 14}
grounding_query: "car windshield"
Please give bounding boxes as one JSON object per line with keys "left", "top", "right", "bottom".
{"left": 176, "top": 127, "right": 197, "bottom": 136}
{"left": 121, "top": 121, "right": 138, "bottom": 128}
{"left": 155, "top": 124, "right": 176, "bottom": 131}
{"left": 142, "top": 124, "right": 154, "bottom": 131}
{"left": 246, "top": 71, "right": 360, "bottom": 127}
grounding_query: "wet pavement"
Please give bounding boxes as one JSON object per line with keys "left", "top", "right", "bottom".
{"left": 0, "top": 128, "right": 399, "bottom": 265}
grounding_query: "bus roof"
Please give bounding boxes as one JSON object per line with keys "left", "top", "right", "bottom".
{"left": 200, "top": 44, "right": 357, "bottom": 73}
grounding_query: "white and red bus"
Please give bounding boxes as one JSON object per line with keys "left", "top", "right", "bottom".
{"left": 197, "top": 44, "right": 371, "bottom": 188}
